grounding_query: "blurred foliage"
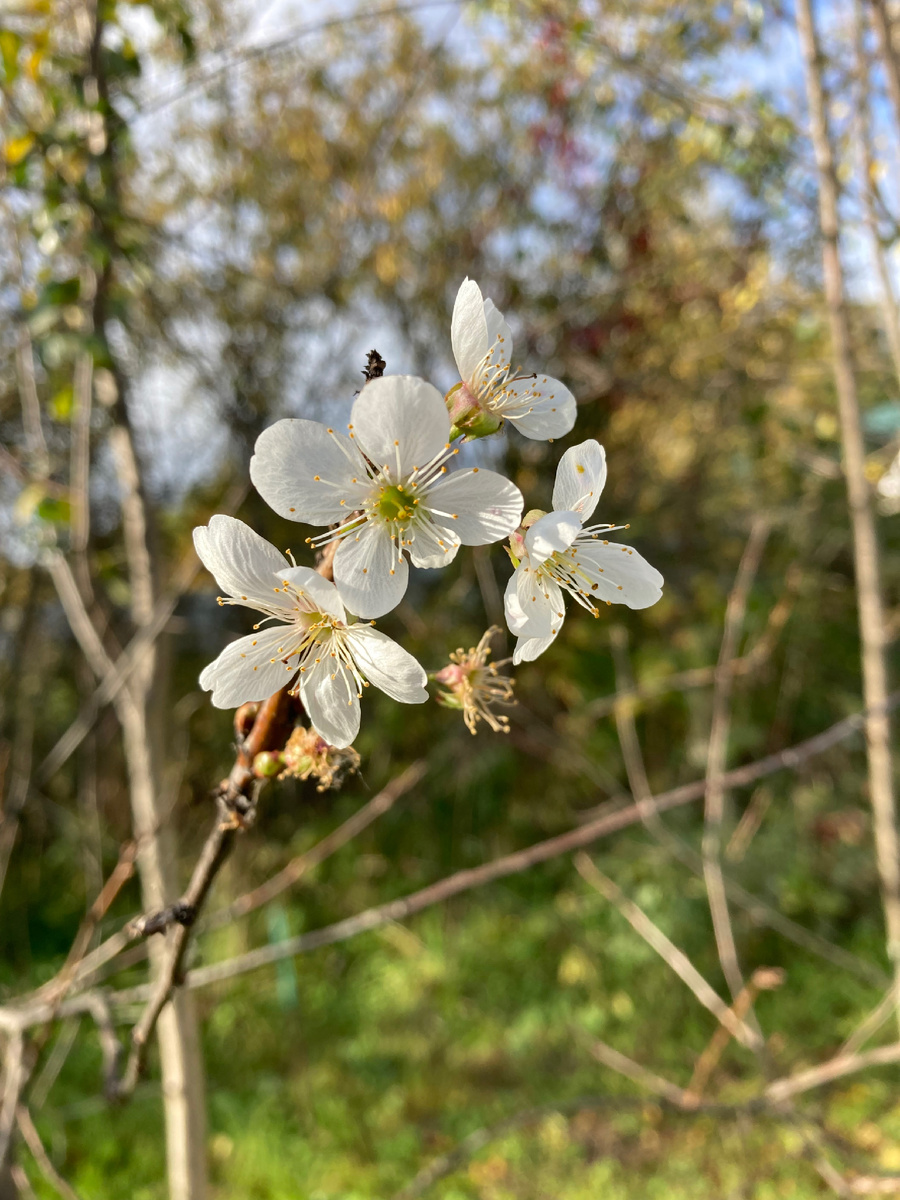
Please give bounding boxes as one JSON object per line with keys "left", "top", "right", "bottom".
{"left": 1, "top": 0, "right": 900, "bottom": 1196}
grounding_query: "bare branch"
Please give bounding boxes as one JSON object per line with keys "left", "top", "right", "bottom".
{"left": 203, "top": 759, "right": 427, "bottom": 932}
{"left": 703, "top": 518, "right": 770, "bottom": 1009}
{"left": 586, "top": 1038, "right": 691, "bottom": 1106}
{"left": 15, "top": 1106, "right": 81, "bottom": 1200}
{"left": 766, "top": 1042, "right": 900, "bottom": 1103}
{"left": 574, "top": 854, "right": 761, "bottom": 1051}
{"left": 797, "top": 0, "right": 900, "bottom": 1031}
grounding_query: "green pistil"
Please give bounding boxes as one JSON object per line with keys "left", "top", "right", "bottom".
{"left": 378, "top": 484, "right": 414, "bottom": 522}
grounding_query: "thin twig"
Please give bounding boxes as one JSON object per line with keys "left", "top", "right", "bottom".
{"left": 574, "top": 854, "right": 761, "bottom": 1051}
{"left": 586, "top": 1038, "right": 691, "bottom": 1105}
{"left": 840, "top": 985, "right": 899, "bottom": 1057}
{"left": 203, "top": 759, "right": 427, "bottom": 932}
{"left": 685, "top": 967, "right": 785, "bottom": 1103}
{"left": 15, "top": 1106, "right": 81, "bottom": 1200}
{"left": 766, "top": 1042, "right": 900, "bottom": 1103}
{"left": 703, "top": 518, "right": 770, "bottom": 1005}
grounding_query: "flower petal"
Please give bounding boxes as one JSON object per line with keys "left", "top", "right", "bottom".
{"left": 346, "top": 623, "right": 428, "bottom": 703}
{"left": 451, "top": 277, "right": 489, "bottom": 383}
{"left": 524, "top": 510, "right": 581, "bottom": 562}
{"left": 333, "top": 520, "right": 409, "bottom": 618}
{"left": 572, "top": 539, "right": 664, "bottom": 610}
{"left": 350, "top": 376, "right": 449, "bottom": 478}
{"left": 193, "top": 515, "right": 290, "bottom": 609}
{"left": 407, "top": 516, "right": 461, "bottom": 569}
{"left": 482, "top": 297, "right": 514, "bottom": 373}
{"left": 276, "top": 566, "right": 346, "bottom": 621}
{"left": 513, "top": 629, "right": 559, "bottom": 665}
{"left": 495, "top": 375, "right": 577, "bottom": 441}
{"left": 425, "top": 468, "right": 523, "bottom": 545}
{"left": 504, "top": 564, "right": 565, "bottom": 638}
{"left": 300, "top": 652, "right": 361, "bottom": 748}
{"left": 552, "top": 440, "right": 607, "bottom": 521}
{"left": 250, "top": 418, "right": 368, "bottom": 526}
{"left": 199, "top": 625, "right": 295, "bottom": 708}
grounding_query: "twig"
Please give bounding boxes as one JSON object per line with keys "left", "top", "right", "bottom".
{"left": 15, "top": 327, "right": 48, "bottom": 477}
{"left": 15, "top": 1106, "right": 81, "bottom": 1200}
{"left": 2, "top": 697, "right": 896, "bottom": 1029}
{"left": 203, "top": 759, "right": 427, "bottom": 932}
{"left": 121, "top": 695, "right": 900, "bottom": 1001}
{"left": 685, "top": 967, "right": 785, "bottom": 1103}
{"left": 586, "top": 580, "right": 795, "bottom": 720}
{"left": 573, "top": 854, "right": 761, "bottom": 1050}
{"left": 797, "top": 0, "right": 900, "bottom": 1033}
{"left": 586, "top": 1038, "right": 691, "bottom": 1105}
{"left": 703, "top": 518, "right": 770, "bottom": 1005}
{"left": 766, "top": 1042, "right": 900, "bottom": 1103}
{"left": 35, "top": 482, "right": 250, "bottom": 787}
{"left": 840, "top": 984, "right": 900, "bottom": 1057}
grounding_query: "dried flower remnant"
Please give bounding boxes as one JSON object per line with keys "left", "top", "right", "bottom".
{"left": 434, "top": 626, "right": 515, "bottom": 735}
{"left": 278, "top": 726, "right": 361, "bottom": 792}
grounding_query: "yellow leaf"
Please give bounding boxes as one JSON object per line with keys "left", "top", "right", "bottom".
{"left": 4, "top": 133, "right": 35, "bottom": 165}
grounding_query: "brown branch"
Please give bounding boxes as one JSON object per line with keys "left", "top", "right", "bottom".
{"left": 102, "top": 694, "right": 896, "bottom": 1002}
{"left": 703, "top": 519, "right": 770, "bottom": 1010}
{"left": 685, "top": 967, "right": 785, "bottom": 1103}
{"left": 841, "top": 985, "right": 899, "bottom": 1057}
{"left": 2, "top": 697, "right": 896, "bottom": 1032}
{"left": 797, "top": 0, "right": 900, "bottom": 1031}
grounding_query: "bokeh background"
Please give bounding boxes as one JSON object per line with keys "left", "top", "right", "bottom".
{"left": 2, "top": 0, "right": 900, "bottom": 1196}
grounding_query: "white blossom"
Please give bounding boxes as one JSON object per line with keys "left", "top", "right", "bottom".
{"left": 193, "top": 515, "right": 427, "bottom": 748}
{"left": 448, "top": 277, "right": 577, "bottom": 441}
{"left": 249, "top": 375, "right": 523, "bottom": 619}
{"left": 504, "top": 440, "right": 663, "bottom": 664}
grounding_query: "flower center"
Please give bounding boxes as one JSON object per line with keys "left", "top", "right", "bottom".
{"left": 377, "top": 484, "right": 414, "bottom": 522}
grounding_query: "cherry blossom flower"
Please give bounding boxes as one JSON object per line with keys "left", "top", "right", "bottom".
{"left": 504, "top": 440, "right": 663, "bottom": 664}
{"left": 447, "top": 277, "right": 577, "bottom": 441}
{"left": 194, "top": 515, "right": 427, "bottom": 747}
{"left": 249, "top": 375, "right": 523, "bottom": 619}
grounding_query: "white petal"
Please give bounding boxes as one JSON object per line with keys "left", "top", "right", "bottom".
{"left": 482, "top": 297, "right": 514, "bottom": 373}
{"left": 350, "top": 376, "right": 449, "bottom": 478}
{"left": 572, "top": 539, "right": 664, "bottom": 610}
{"left": 552, "top": 440, "right": 607, "bottom": 521}
{"left": 513, "top": 630, "right": 559, "bottom": 665}
{"left": 504, "top": 565, "right": 565, "bottom": 639}
{"left": 424, "top": 468, "right": 523, "bottom": 545}
{"left": 193, "top": 516, "right": 290, "bottom": 609}
{"left": 407, "top": 517, "right": 461, "bottom": 569}
{"left": 276, "top": 566, "right": 346, "bottom": 621}
{"left": 200, "top": 625, "right": 295, "bottom": 708}
{"left": 494, "top": 375, "right": 577, "bottom": 441}
{"left": 524, "top": 510, "right": 581, "bottom": 562}
{"left": 300, "top": 652, "right": 361, "bottom": 748}
{"left": 333, "top": 520, "right": 409, "bottom": 619}
{"left": 346, "top": 623, "right": 428, "bottom": 704}
{"left": 451, "top": 277, "right": 489, "bottom": 383}
{"left": 250, "top": 419, "right": 368, "bottom": 526}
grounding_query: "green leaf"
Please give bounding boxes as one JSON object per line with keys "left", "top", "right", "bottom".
{"left": 36, "top": 495, "right": 71, "bottom": 524}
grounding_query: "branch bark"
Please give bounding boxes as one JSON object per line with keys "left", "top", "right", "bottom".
{"left": 796, "top": 0, "right": 900, "bottom": 1031}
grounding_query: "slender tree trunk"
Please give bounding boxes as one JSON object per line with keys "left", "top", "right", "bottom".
{"left": 109, "top": 418, "right": 209, "bottom": 1200}
{"left": 796, "top": 0, "right": 900, "bottom": 1025}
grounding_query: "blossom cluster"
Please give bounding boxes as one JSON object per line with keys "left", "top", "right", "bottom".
{"left": 195, "top": 279, "right": 663, "bottom": 748}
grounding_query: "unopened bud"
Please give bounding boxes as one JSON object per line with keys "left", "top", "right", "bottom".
{"left": 252, "top": 750, "right": 284, "bottom": 778}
